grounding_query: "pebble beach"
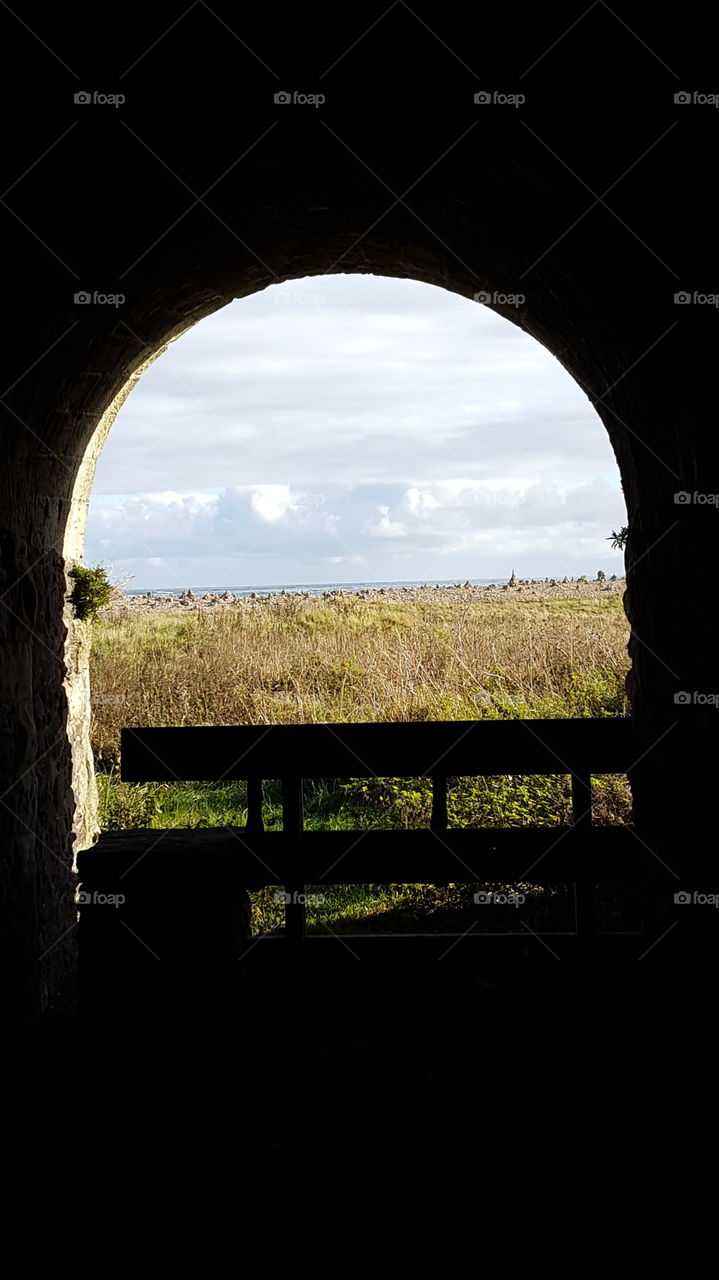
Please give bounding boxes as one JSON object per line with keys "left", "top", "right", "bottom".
{"left": 102, "top": 575, "right": 626, "bottom": 617}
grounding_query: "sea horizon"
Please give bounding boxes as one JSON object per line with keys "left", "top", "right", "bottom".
{"left": 125, "top": 573, "right": 617, "bottom": 598}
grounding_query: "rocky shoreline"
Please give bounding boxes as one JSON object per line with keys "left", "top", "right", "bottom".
{"left": 101, "top": 574, "right": 626, "bottom": 617}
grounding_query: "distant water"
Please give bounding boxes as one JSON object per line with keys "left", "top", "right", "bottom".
{"left": 127, "top": 577, "right": 554, "bottom": 598}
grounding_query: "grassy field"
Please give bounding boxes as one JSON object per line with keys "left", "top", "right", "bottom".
{"left": 90, "top": 593, "right": 634, "bottom": 935}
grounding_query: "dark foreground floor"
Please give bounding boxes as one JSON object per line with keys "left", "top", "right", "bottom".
{"left": 1, "top": 955, "right": 715, "bottom": 1275}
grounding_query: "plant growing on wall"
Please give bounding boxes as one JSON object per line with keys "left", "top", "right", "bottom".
{"left": 607, "top": 526, "right": 628, "bottom": 551}
{"left": 69, "top": 564, "right": 112, "bottom": 621}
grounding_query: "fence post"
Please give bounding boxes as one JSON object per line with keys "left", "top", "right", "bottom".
{"left": 245, "top": 776, "right": 264, "bottom": 833}
{"left": 282, "top": 778, "right": 305, "bottom": 943}
{"left": 431, "top": 774, "right": 448, "bottom": 834}
{"left": 572, "top": 771, "right": 594, "bottom": 960}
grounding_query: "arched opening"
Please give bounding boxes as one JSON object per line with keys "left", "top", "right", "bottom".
{"left": 69, "top": 270, "right": 636, "bottom": 955}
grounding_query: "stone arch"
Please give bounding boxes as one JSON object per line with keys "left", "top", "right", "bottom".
{"left": 1, "top": 207, "right": 704, "bottom": 1017}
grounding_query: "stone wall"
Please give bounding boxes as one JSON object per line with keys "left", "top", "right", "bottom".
{"left": 63, "top": 347, "right": 171, "bottom": 857}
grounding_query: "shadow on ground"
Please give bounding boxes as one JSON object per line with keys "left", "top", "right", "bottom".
{"left": 1, "top": 961, "right": 713, "bottom": 1274}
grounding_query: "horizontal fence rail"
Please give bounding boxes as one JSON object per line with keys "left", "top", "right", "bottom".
{"left": 120, "top": 719, "right": 636, "bottom": 783}
{"left": 79, "top": 719, "right": 642, "bottom": 957}
{"left": 79, "top": 826, "right": 643, "bottom": 889}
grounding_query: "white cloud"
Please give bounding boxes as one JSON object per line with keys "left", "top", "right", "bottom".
{"left": 364, "top": 505, "right": 408, "bottom": 538}
{"left": 250, "top": 485, "right": 295, "bottom": 523}
{"left": 405, "top": 487, "right": 440, "bottom": 516}
{"left": 86, "top": 275, "right": 627, "bottom": 587}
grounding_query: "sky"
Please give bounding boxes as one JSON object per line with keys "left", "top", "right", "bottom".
{"left": 86, "top": 274, "right": 627, "bottom": 589}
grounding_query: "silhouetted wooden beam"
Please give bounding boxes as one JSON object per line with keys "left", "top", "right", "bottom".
{"left": 120, "top": 718, "right": 635, "bottom": 783}
{"left": 79, "top": 825, "right": 649, "bottom": 889}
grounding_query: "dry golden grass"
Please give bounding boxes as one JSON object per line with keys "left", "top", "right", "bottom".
{"left": 90, "top": 594, "right": 631, "bottom": 766}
